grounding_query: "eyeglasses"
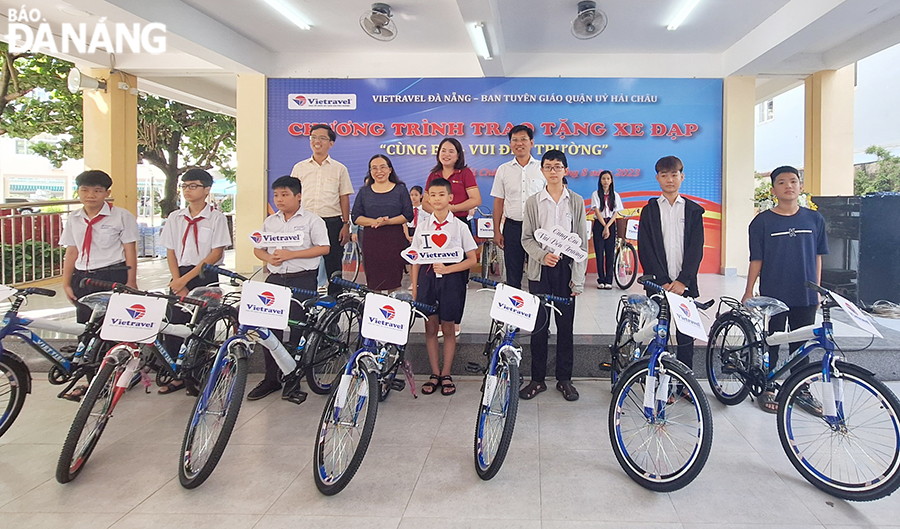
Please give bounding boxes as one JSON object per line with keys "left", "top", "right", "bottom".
{"left": 543, "top": 165, "right": 567, "bottom": 172}
{"left": 370, "top": 165, "right": 390, "bottom": 172}
{"left": 510, "top": 138, "right": 532, "bottom": 144}
{"left": 310, "top": 135, "right": 332, "bottom": 142}
{"left": 180, "top": 183, "right": 209, "bottom": 190}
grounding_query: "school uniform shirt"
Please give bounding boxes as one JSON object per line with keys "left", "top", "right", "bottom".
{"left": 289, "top": 156, "right": 354, "bottom": 218}
{"left": 411, "top": 212, "right": 478, "bottom": 257}
{"left": 59, "top": 203, "right": 139, "bottom": 271}
{"left": 590, "top": 191, "right": 624, "bottom": 220}
{"left": 637, "top": 196, "right": 705, "bottom": 298}
{"left": 159, "top": 204, "right": 231, "bottom": 267}
{"left": 521, "top": 188, "right": 588, "bottom": 294}
{"left": 259, "top": 207, "right": 331, "bottom": 274}
{"left": 407, "top": 205, "right": 429, "bottom": 229}
{"left": 490, "top": 157, "right": 545, "bottom": 222}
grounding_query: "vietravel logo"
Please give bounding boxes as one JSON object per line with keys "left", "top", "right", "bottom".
{"left": 110, "top": 304, "right": 154, "bottom": 328}
{"left": 380, "top": 305, "right": 396, "bottom": 320}
{"left": 288, "top": 93, "right": 357, "bottom": 110}
{"left": 509, "top": 296, "right": 525, "bottom": 309}
{"left": 6, "top": 7, "right": 167, "bottom": 54}
{"left": 248, "top": 231, "right": 304, "bottom": 246}
{"left": 258, "top": 292, "right": 276, "bottom": 307}
{"left": 126, "top": 304, "right": 146, "bottom": 319}
{"left": 368, "top": 304, "right": 404, "bottom": 330}
{"left": 497, "top": 296, "right": 531, "bottom": 318}
{"left": 245, "top": 291, "right": 285, "bottom": 316}
{"left": 678, "top": 303, "right": 692, "bottom": 318}
{"left": 250, "top": 232, "right": 263, "bottom": 244}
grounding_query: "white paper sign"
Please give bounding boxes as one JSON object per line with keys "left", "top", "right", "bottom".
{"left": 489, "top": 284, "right": 540, "bottom": 332}
{"left": 238, "top": 281, "right": 291, "bottom": 329}
{"left": 625, "top": 219, "right": 639, "bottom": 240}
{"left": 0, "top": 285, "right": 17, "bottom": 303}
{"left": 400, "top": 231, "right": 463, "bottom": 265}
{"left": 476, "top": 218, "right": 494, "bottom": 238}
{"left": 533, "top": 225, "right": 588, "bottom": 262}
{"left": 664, "top": 291, "right": 708, "bottom": 341}
{"left": 361, "top": 293, "right": 412, "bottom": 345}
{"left": 100, "top": 293, "right": 168, "bottom": 344}
{"left": 830, "top": 291, "right": 884, "bottom": 338}
{"left": 248, "top": 231, "right": 305, "bottom": 248}
{"left": 585, "top": 220, "right": 592, "bottom": 240}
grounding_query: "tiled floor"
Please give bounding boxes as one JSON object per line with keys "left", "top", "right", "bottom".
{"left": 2, "top": 375, "right": 900, "bottom": 528}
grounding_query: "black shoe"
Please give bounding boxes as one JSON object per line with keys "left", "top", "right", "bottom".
{"left": 247, "top": 379, "right": 282, "bottom": 401}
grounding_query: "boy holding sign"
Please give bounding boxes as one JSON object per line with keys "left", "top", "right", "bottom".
{"left": 411, "top": 178, "right": 478, "bottom": 396}
{"left": 520, "top": 150, "right": 588, "bottom": 402}
{"left": 249, "top": 176, "right": 331, "bottom": 401}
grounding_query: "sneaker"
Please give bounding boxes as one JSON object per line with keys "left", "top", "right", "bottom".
{"left": 604, "top": 283, "right": 614, "bottom": 290}
{"left": 247, "top": 379, "right": 282, "bottom": 401}
{"left": 596, "top": 283, "right": 604, "bottom": 289}
{"left": 795, "top": 384, "right": 824, "bottom": 417}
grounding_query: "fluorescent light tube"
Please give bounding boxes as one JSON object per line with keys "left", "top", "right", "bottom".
{"left": 468, "top": 22, "right": 492, "bottom": 60}
{"left": 667, "top": 0, "right": 700, "bottom": 30}
{"left": 261, "top": 0, "right": 312, "bottom": 30}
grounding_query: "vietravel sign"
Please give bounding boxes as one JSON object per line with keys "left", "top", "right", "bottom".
{"left": 268, "top": 77, "right": 723, "bottom": 272}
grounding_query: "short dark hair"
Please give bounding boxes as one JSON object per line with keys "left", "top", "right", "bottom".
{"left": 427, "top": 177, "right": 453, "bottom": 194}
{"left": 272, "top": 175, "right": 301, "bottom": 195}
{"left": 430, "top": 137, "right": 467, "bottom": 174}
{"left": 410, "top": 185, "right": 423, "bottom": 195}
{"left": 508, "top": 124, "right": 534, "bottom": 141}
{"left": 181, "top": 168, "right": 213, "bottom": 187}
{"left": 655, "top": 156, "right": 684, "bottom": 173}
{"left": 75, "top": 170, "right": 113, "bottom": 189}
{"left": 310, "top": 124, "right": 336, "bottom": 142}
{"left": 541, "top": 149, "right": 567, "bottom": 168}
{"left": 770, "top": 165, "right": 801, "bottom": 185}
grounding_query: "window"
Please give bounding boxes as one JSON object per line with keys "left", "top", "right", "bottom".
{"left": 757, "top": 99, "right": 774, "bottom": 124}
{"left": 14, "top": 139, "right": 32, "bottom": 155}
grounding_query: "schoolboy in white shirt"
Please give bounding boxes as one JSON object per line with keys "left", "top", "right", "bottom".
{"left": 157, "top": 168, "right": 232, "bottom": 394}
{"left": 249, "top": 175, "right": 331, "bottom": 402}
{"left": 411, "top": 178, "right": 478, "bottom": 397}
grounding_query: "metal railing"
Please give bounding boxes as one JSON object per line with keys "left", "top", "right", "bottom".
{"left": 0, "top": 199, "right": 81, "bottom": 285}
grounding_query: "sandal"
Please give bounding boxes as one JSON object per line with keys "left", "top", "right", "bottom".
{"left": 440, "top": 375, "right": 456, "bottom": 396}
{"left": 795, "top": 384, "right": 823, "bottom": 417}
{"left": 519, "top": 380, "right": 547, "bottom": 400}
{"left": 421, "top": 374, "right": 440, "bottom": 395}
{"left": 61, "top": 385, "right": 88, "bottom": 402}
{"left": 556, "top": 380, "right": 579, "bottom": 402}
{"left": 667, "top": 387, "right": 695, "bottom": 405}
{"left": 758, "top": 390, "right": 778, "bottom": 414}
{"left": 158, "top": 381, "right": 185, "bottom": 395}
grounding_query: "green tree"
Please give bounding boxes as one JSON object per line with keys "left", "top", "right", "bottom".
{"left": 855, "top": 146, "right": 900, "bottom": 195}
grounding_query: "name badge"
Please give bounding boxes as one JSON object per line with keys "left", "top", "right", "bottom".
{"left": 830, "top": 291, "right": 884, "bottom": 338}
{"left": 361, "top": 292, "right": 412, "bottom": 345}
{"left": 249, "top": 231, "right": 305, "bottom": 248}
{"left": 533, "top": 225, "right": 588, "bottom": 262}
{"left": 489, "top": 284, "right": 540, "bottom": 332}
{"left": 664, "top": 291, "right": 708, "bottom": 341}
{"left": 101, "top": 293, "right": 168, "bottom": 344}
{"left": 238, "top": 281, "right": 291, "bottom": 329}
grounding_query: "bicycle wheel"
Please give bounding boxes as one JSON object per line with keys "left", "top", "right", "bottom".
{"left": 0, "top": 355, "right": 29, "bottom": 438}
{"left": 706, "top": 313, "right": 755, "bottom": 406}
{"left": 777, "top": 362, "right": 900, "bottom": 501}
{"left": 611, "top": 309, "right": 639, "bottom": 391}
{"left": 313, "top": 365, "right": 378, "bottom": 495}
{"left": 56, "top": 360, "right": 119, "bottom": 483}
{"left": 182, "top": 307, "right": 239, "bottom": 389}
{"left": 342, "top": 241, "right": 360, "bottom": 282}
{"left": 614, "top": 241, "right": 638, "bottom": 290}
{"left": 609, "top": 356, "right": 713, "bottom": 492}
{"left": 378, "top": 345, "right": 401, "bottom": 402}
{"left": 474, "top": 358, "right": 519, "bottom": 480}
{"left": 305, "top": 300, "right": 361, "bottom": 395}
{"left": 179, "top": 342, "right": 248, "bottom": 489}
{"left": 481, "top": 241, "right": 492, "bottom": 279}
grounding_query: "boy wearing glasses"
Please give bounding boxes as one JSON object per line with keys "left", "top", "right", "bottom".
{"left": 158, "top": 169, "right": 232, "bottom": 394}
{"left": 520, "top": 150, "right": 587, "bottom": 402}
{"left": 290, "top": 124, "right": 354, "bottom": 294}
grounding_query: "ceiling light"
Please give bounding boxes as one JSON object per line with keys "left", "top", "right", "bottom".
{"left": 468, "top": 22, "right": 492, "bottom": 60}
{"left": 667, "top": 0, "right": 700, "bottom": 31}
{"left": 260, "top": 0, "right": 312, "bottom": 30}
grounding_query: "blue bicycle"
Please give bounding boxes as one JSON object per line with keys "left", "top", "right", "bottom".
{"left": 313, "top": 276, "right": 434, "bottom": 495}
{"left": 608, "top": 276, "right": 714, "bottom": 492}
{"left": 468, "top": 275, "right": 570, "bottom": 480}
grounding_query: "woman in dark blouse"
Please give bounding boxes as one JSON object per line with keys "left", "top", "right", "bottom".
{"left": 351, "top": 154, "right": 414, "bottom": 291}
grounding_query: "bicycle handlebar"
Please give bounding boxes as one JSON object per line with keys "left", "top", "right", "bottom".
{"left": 332, "top": 276, "right": 437, "bottom": 314}
{"left": 469, "top": 276, "right": 571, "bottom": 305}
{"left": 806, "top": 281, "right": 829, "bottom": 296}
{"left": 78, "top": 278, "right": 207, "bottom": 307}
{"left": 16, "top": 287, "right": 56, "bottom": 298}
{"left": 637, "top": 275, "right": 713, "bottom": 310}
{"left": 202, "top": 264, "right": 248, "bottom": 282}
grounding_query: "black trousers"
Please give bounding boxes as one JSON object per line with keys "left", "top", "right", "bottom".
{"left": 322, "top": 216, "right": 343, "bottom": 295}
{"left": 71, "top": 263, "right": 129, "bottom": 324}
{"left": 592, "top": 219, "right": 616, "bottom": 285}
{"left": 262, "top": 271, "right": 318, "bottom": 383}
{"left": 503, "top": 220, "right": 526, "bottom": 289}
{"left": 164, "top": 265, "right": 217, "bottom": 360}
{"left": 768, "top": 304, "right": 818, "bottom": 375}
{"left": 528, "top": 259, "right": 576, "bottom": 383}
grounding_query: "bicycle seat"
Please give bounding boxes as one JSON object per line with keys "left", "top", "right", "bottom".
{"left": 187, "top": 287, "right": 225, "bottom": 306}
{"left": 626, "top": 294, "right": 659, "bottom": 320}
{"left": 315, "top": 296, "right": 337, "bottom": 309}
{"left": 744, "top": 296, "right": 789, "bottom": 317}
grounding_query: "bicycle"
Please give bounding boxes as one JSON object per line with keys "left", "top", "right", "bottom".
{"left": 600, "top": 291, "right": 661, "bottom": 389}
{"left": 467, "top": 275, "right": 569, "bottom": 480}
{"left": 706, "top": 282, "right": 900, "bottom": 501}
{"left": 312, "top": 276, "right": 434, "bottom": 495}
{"left": 0, "top": 286, "right": 114, "bottom": 438}
{"left": 612, "top": 216, "right": 638, "bottom": 289}
{"left": 342, "top": 237, "right": 362, "bottom": 282}
{"left": 57, "top": 279, "right": 211, "bottom": 483}
{"left": 179, "top": 265, "right": 360, "bottom": 489}
{"left": 472, "top": 206, "right": 504, "bottom": 280}
{"left": 608, "top": 275, "right": 714, "bottom": 492}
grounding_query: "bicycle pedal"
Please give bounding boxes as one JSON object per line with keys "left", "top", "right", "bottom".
{"left": 59, "top": 345, "right": 79, "bottom": 354}
{"left": 721, "top": 363, "right": 737, "bottom": 374}
{"left": 598, "top": 362, "right": 612, "bottom": 372}
{"left": 282, "top": 389, "right": 308, "bottom": 405}
{"left": 390, "top": 378, "right": 406, "bottom": 391}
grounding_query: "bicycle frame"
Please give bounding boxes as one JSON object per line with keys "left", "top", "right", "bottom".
{"left": 0, "top": 314, "right": 85, "bottom": 373}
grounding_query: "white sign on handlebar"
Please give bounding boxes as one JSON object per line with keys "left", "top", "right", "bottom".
{"left": 100, "top": 293, "right": 167, "bottom": 343}
{"left": 361, "top": 292, "right": 412, "bottom": 345}
{"left": 664, "top": 291, "right": 708, "bottom": 341}
{"left": 238, "top": 281, "right": 291, "bottom": 329}
{"left": 830, "top": 291, "right": 883, "bottom": 339}
{"left": 489, "top": 284, "right": 540, "bottom": 332}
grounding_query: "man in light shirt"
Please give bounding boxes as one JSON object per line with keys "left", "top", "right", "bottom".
{"left": 490, "top": 124, "right": 546, "bottom": 289}
{"left": 290, "top": 124, "right": 353, "bottom": 295}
